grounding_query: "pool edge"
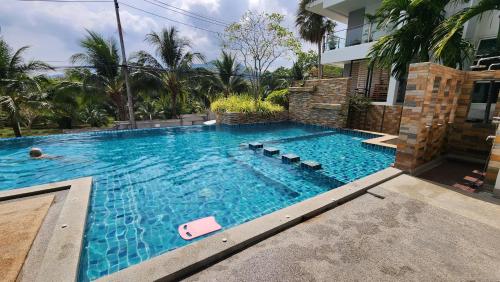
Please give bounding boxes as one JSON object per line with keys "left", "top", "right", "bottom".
{"left": 24, "top": 178, "right": 92, "bottom": 282}
{"left": 96, "top": 168, "right": 402, "bottom": 282}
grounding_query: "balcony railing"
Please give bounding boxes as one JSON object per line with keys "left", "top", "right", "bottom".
{"left": 323, "top": 22, "right": 382, "bottom": 52}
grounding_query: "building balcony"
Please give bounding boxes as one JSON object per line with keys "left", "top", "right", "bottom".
{"left": 321, "top": 23, "right": 381, "bottom": 64}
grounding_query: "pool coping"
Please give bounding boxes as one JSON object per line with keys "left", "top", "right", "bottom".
{"left": 0, "top": 177, "right": 93, "bottom": 282}
{"left": 96, "top": 167, "right": 402, "bottom": 282}
{"left": 354, "top": 129, "right": 398, "bottom": 150}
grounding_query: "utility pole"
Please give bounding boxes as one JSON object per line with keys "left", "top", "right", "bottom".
{"left": 113, "top": 0, "right": 136, "bottom": 129}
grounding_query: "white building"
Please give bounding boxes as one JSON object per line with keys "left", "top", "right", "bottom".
{"left": 307, "top": 0, "right": 500, "bottom": 105}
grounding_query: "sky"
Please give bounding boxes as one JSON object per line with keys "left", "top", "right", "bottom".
{"left": 0, "top": 0, "right": 326, "bottom": 73}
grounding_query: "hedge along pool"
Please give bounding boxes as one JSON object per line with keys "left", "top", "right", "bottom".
{"left": 0, "top": 122, "right": 395, "bottom": 281}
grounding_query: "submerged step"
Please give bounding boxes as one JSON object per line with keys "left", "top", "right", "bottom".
{"left": 249, "top": 142, "right": 263, "bottom": 150}
{"left": 301, "top": 160, "right": 322, "bottom": 170}
{"left": 282, "top": 154, "right": 300, "bottom": 164}
{"left": 263, "top": 147, "right": 280, "bottom": 157}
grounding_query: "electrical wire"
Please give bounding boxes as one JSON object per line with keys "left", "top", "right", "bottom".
{"left": 119, "top": 2, "right": 222, "bottom": 35}
{"left": 142, "top": 0, "right": 228, "bottom": 27}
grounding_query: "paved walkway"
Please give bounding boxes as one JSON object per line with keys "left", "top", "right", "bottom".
{"left": 186, "top": 175, "right": 500, "bottom": 281}
{"left": 0, "top": 195, "right": 54, "bottom": 282}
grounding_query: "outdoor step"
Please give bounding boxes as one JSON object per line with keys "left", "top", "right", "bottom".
{"left": 472, "top": 170, "right": 486, "bottom": 177}
{"left": 452, "top": 183, "right": 476, "bottom": 193}
{"left": 300, "top": 160, "right": 322, "bottom": 170}
{"left": 249, "top": 142, "right": 263, "bottom": 150}
{"left": 464, "top": 176, "right": 484, "bottom": 186}
{"left": 263, "top": 148, "right": 280, "bottom": 157}
{"left": 282, "top": 154, "right": 300, "bottom": 164}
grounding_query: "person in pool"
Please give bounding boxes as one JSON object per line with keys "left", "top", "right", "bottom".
{"left": 29, "top": 148, "right": 61, "bottom": 160}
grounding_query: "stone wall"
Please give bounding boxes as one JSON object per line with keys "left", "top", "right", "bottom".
{"left": 348, "top": 105, "right": 403, "bottom": 135}
{"left": 216, "top": 111, "right": 289, "bottom": 125}
{"left": 288, "top": 78, "right": 351, "bottom": 128}
{"left": 394, "top": 62, "right": 499, "bottom": 175}
{"left": 447, "top": 71, "right": 500, "bottom": 158}
{"left": 395, "top": 63, "right": 464, "bottom": 173}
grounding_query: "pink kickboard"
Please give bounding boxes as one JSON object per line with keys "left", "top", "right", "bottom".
{"left": 178, "top": 216, "right": 222, "bottom": 240}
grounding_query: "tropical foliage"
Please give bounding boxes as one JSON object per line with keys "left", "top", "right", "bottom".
{"left": 296, "top": 0, "right": 336, "bottom": 78}
{"left": 368, "top": 0, "right": 473, "bottom": 80}
{"left": 132, "top": 27, "right": 203, "bottom": 118}
{"left": 265, "top": 89, "right": 289, "bottom": 109}
{"left": 71, "top": 30, "right": 131, "bottom": 121}
{"left": 223, "top": 11, "right": 300, "bottom": 100}
{"left": 0, "top": 36, "right": 52, "bottom": 137}
{"left": 207, "top": 51, "right": 247, "bottom": 97}
{"left": 211, "top": 95, "right": 284, "bottom": 114}
{"left": 433, "top": 0, "right": 500, "bottom": 59}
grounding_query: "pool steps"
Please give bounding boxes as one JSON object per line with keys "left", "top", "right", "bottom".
{"left": 247, "top": 143, "right": 322, "bottom": 171}
{"left": 300, "top": 161, "right": 322, "bottom": 170}
{"left": 248, "top": 142, "right": 263, "bottom": 150}
{"left": 282, "top": 154, "right": 300, "bottom": 164}
{"left": 263, "top": 148, "right": 280, "bottom": 157}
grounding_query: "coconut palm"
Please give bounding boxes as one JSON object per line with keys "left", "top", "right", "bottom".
{"left": 71, "top": 30, "right": 133, "bottom": 121}
{"left": 133, "top": 27, "right": 204, "bottom": 118}
{"left": 296, "top": 0, "right": 335, "bottom": 78}
{"left": 0, "top": 37, "right": 52, "bottom": 137}
{"left": 208, "top": 51, "right": 247, "bottom": 97}
{"left": 368, "top": 0, "right": 473, "bottom": 80}
{"left": 433, "top": 0, "right": 500, "bottom": 59}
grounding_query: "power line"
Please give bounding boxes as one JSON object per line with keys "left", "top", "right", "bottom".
{"left": 147, "top": 0, "right": 229, "bottom": 26}
{"left": 18, "top": 0, "right": 224, "bottom": 35}
{"left": 142, "top": 0, "right": 228, "bottom": 28}
{"left": 119, "top": 2, "right": 222, "bottom": 35}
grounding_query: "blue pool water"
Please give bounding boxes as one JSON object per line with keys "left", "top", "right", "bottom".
{"left": 0, "top": 123, "right": 394, "bottom": 281}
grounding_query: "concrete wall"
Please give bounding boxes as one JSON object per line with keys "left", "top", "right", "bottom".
{"left": 289, "top": 78, "right": 351, "bottom": 128}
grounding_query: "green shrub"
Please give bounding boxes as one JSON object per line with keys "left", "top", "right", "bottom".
{"left": 265, "top": 89, "right": 289, "bottom": 109}
{"left": 211, "top": 95, "right": 284, "bottom": 115}
{"left": 79, "top": 105, "right": 109, "bottom": 127}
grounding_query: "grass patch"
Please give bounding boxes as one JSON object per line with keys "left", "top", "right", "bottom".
{"left": 0, "top": 128, "right": 63, "bottom": 138}
{"left": 211, "top": 95, "right": 284, "bottom": 114}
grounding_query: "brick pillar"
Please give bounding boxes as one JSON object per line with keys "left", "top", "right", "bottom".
{"left": 395, "top": 63, "right": 464, "bottom": 173}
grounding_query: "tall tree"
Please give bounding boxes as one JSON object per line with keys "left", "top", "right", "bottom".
{"left": 296, "top": 0, "right": 335, "bottom": 79}
{"left": 0, "top": 37, "right": 52, "bottom": 137}
{"left": 133, "top": 27, "right": 203, "bottom": 118}
{"left": 71, "top": 30, "right": 132, "bottom": 121}
{"left": 369, "top": 0, "right": 473, "bottom": 80}
{"left": 208, "top": 51, "right": 247, "bottom": 97}
{"left": 433, "top": 0, "right": 500, "bottom": 59}
{"left": 223, "top": 11, "right": 300, "bottom": 101}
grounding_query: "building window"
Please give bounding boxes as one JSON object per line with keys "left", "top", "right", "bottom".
{"left": 476, "top": 38, "right": 498, "bottom": 58}
{"left": 466, "top": 81, "right": 500, "bottom": 123}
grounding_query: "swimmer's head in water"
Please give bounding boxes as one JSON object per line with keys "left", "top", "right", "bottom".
{"left": 30, "top": 148, "right": 43, "bottom": 158}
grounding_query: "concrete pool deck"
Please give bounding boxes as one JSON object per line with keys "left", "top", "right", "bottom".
{"left": 186, "top": 174, "right": 500, "bottom": 281}
{"left": 0, "top": 195, "right": 54, "bottom": 282}
{"left": 0, "top": 177, "right": 92, "bottom": 282}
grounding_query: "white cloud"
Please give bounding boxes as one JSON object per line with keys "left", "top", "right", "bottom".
{"left": 171, "top": 0, "right": 221, "bottom": 13}
{"left": 0, "top": 0, "right": 310, "bottom": 69}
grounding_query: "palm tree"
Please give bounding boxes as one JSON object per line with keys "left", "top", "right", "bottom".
{"left": 71, "top": 30, "right": 133, "bottom": 121}
{"left": 208, "top": 51, "right": 247, "bottom": 97}
{"left": 368, "top": 0, "right": 473, "bottom": 81}
{"left": 296, "top": 0, "right": 335, "bottom": 79}
{"left": 0, "top": 37, "right": 52, "bottom": 137}
{"left": 433, "top": 0, "right": 500, "bottom": 59}
{"left": 133, "top": 27, "right": 204, "bottom": 118}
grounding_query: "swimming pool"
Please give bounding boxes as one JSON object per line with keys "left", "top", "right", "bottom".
{"left": 0, "top": 123, "right": 394, "bottom": 281}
